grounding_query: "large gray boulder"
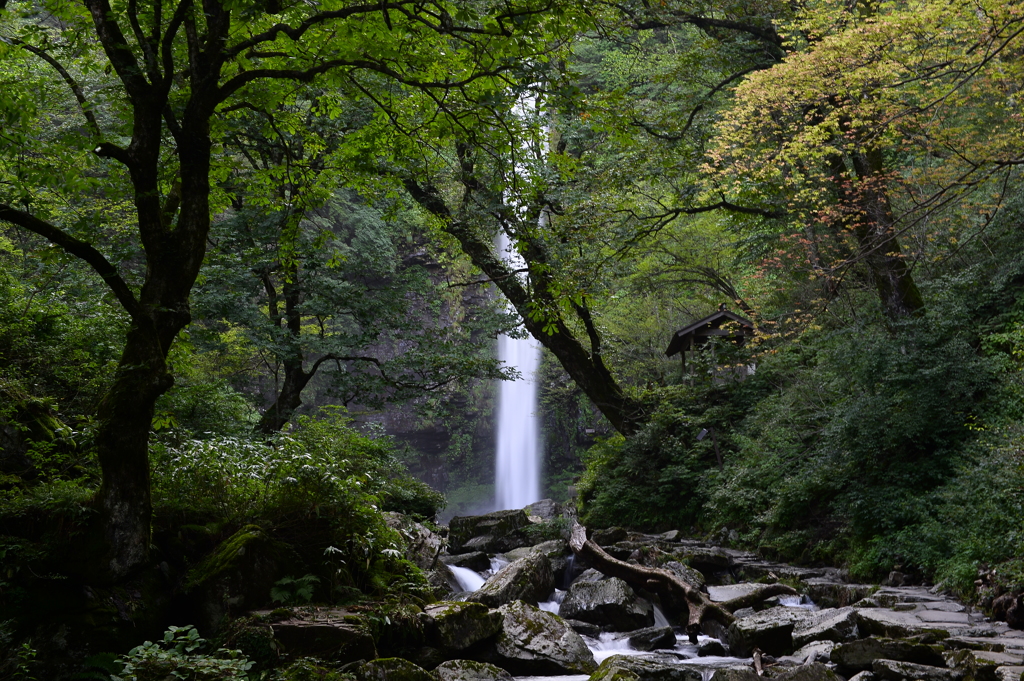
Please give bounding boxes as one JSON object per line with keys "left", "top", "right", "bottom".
{"left": 792, "top": 607, "right": 860, "bottom": 647}
{"left": 385, "top": 512, "right": 443, "bottom": 571}
{"left": 478, "top": 600, "right": 597, "bottom": 675}
{"left": 449, "top": 510, "right": 532, "bottom": 554}
{"left": 855, "top": 608, "right": 951, "bottom": 639}
{"left": 872, "top": 659, "right": 962, "bottom": 681}
{"left": 775, "top": 663, "right": 844, "bottom": 681}
{"left": 441, "top": 552, "right": 491, "bottom": 572}
{"left": 627, "top": 625, "right": 678, "bottom": 651}
{"left": 422, "top": 601, "right": 503, "bottom": 652}
{"left": 726, "top": 607, "right": 815, "bottom": 657}
{"left": 503, "top": 539, "right": 567, "bottom": 563}
{"left": 665, "top": 561, "right": 707, "bottom": 592}
{"left": 434, "top": 659, "right": 514, "bottom": 681}
{"left": 831, "top": 637, "right": 946, "bottom": 671}
{"left": 469, "top": 553, "right": 554, "bottom": 608}
{"left": 803, "top": 579, "right": 878, "bottom": 608}
{"left": 503, "top": 539, "right": 569, "bottom": 579}
{"left": 357, "top": 658, "right": 434, "bottom": 681}
{"left": 590, "top": 654, "right": 704, "bottom": 681}
{"left": 524, "top": 499, "right": 562, "bottom": 520}
{"left": 780, "top": 641, "right": 837, "bottom": 666}
{"left": 559, "top": 576, "right": 654, "bottom": 632}
{"left": 271, "top": 615, "right": 376, "bottom": 663}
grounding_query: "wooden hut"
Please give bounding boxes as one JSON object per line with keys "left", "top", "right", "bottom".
{"left": 665, "top": 305, "right": 754, "bottom": 377}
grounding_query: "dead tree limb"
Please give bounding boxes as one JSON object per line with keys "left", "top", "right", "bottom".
{"left": 569, "top": 522, "right": 797, "bottom": 643}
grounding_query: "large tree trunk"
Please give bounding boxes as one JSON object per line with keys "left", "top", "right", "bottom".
{"left": 849, "top": 149, "right": 924, "bottom": 319}
{"left": 90, "top": 324, "right": 176, "bottom": 581}
{"left": 256, "top": 361, "right": 312, "bottom": 434}
{"left": 568, "top": 522, "right": 797, "bottom": 642}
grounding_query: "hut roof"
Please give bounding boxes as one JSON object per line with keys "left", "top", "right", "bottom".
{"left": 665, "top": 308, "right": 754, "bottom": 357}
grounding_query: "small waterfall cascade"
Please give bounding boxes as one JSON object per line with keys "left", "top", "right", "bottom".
{"left": 493, "top": 230, "right": 542, "bottom": 511}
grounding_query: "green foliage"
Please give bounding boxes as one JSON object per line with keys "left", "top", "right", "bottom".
{"left": 271, "top": 657, "right": 354, "bottom": 681}
{"left": 151, "top": 408, "right": 442, "bottom": 523}
{"left": 523, "top": 516, "right": 570, "bottom": 543}
{"left": 271, "top": 575, "right": 319, "bottom": 606}
{"left": 111, "top": 625, "right": 253, "bottom": 681}
{"left": 154, "top": 409, "right": 437, "bottom": 603}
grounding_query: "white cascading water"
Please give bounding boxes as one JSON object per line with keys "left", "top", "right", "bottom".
{"left": 493, "top": 230, "right": 542, "bottom": 511}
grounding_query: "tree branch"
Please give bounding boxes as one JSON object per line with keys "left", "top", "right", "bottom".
{"left": 0, "top": 205, "right": 143, "bottom": 321}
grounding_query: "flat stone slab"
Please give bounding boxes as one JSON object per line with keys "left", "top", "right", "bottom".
{"left": 793, "top": 607, "right": 860, "bottom": 647}
{"left": 708, "top": 584, "right": 762, "bottom": 602}
{"left": 873, "top": 659, "right": 961, "bottom": 681}
{"left": 916, "top": 610, "right": 972, "bottom": 624}
{"left": 920, "top": 602, "right": 967, "bottom": 613}
{"left": 856, "top": 608, "right": 951, "bottom": 639}
{"left": 975, "top": 651, "right": 1024, "bottom": 666}
{"left": 995, "top": 667, "right": 1024, "bottom": 681}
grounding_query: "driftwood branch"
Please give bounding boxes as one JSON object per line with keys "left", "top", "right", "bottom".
{"left": 569, "top": 522, "right": 797, "bottom": 643}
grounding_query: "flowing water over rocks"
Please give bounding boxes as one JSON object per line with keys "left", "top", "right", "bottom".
{"left": 271, "top": 504, "right": 1024, "bottom": 681}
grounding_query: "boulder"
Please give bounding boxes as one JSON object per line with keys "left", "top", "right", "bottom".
{"left": 565, "top": 619, "right": 602, "bottom": 637}
{"left": 469, "top": 552, "right": 554, "bottom": 608}
{"left": 780, "top": 641, "right": 837, "bottom": 665}
{"left": 831, "top": 637, "right": 946, "bottom": 671}
{"left": 435, "top": 659, "right": 514, "bottom": 681}
{"left": 186, "top": 525, "right": 297, "bottom": 631}
{"left": 699, "top": 638, "right": 729, "bottom": 657}
{"left": 627, "top": 625, "right": 677, "bottom": 651}
{"left": 479, "top": 600, "right": 597, "bottom": 675}
{"left": 855, "top": 609, "right": 950, "bottom": 640}
{"left": 669, "top": 547, "right": 733, "bottom": 576}
{"left": 592, "top": 527, "right": 629, "bottom": 546}
{"left": 503, "top": 538, "right": 567, "bottom": 563}
{"left": 710, "top": 670, "right": 761, "bottom": 681}
{"left": 524, "top": 499, "right": 562, "bottom": 520}
{"left": 357, "top": 658, "right": 434, "bottom": 681}
{"left": 449, "top": 510, "right": 532, "bottom": 554}
{"left": 442, "top": 552, "right": 492, "bottom": 572}
{"left": 872, "top": 659, "right": 962, "bottom": 681}
{"left": 776, "top": 662, "right": 844, "bottom": 681}
{"left": 385, "top": 512, "right": 443, "bottom": 571}
{"left": 945, "top": 648, "right": 1023, "bottom": 681}
{"left": 559, "top": 577, "right": 655, "bottom": 632}
{"left": 995, "top": 667, "right": 1024, "bottom": 681}
{"left": 426, "top": 563, "right": 458, "bottom": 599}
{"left": 802, "top": 580, "right": 877, "bottom": 608}
{"left": 422, "top": 601, "right": 503, "bottom": 652}
{"left": 664, "top": 561, "right": 707, "bottom": 592}
{"left": 272, "top": 617, "right": 377, "bottom": 663}
{"left": 792, "top": 607, "right": 860, "bottom": 647}
{"left": 726, "top": 607, "right": 814, "bottom": 657}
{"left": 848, "top": 673, "right": 877, "bottom": 681}
{"left": 590, "top": 654, "right": 704, "bottom": 681}
{"left": 573, "top": 568, "right": 606, "bottom": 583}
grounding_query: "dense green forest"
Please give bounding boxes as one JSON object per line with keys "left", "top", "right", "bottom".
{"left": 2, "top": 0, "right": 1023, "bottom": 677}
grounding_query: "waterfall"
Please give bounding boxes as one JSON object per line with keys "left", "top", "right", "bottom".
{"left": 494, "top": 231, "right": 542, "bottom": 511}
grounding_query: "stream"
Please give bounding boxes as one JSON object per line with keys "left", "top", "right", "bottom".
{"left": 448, "top": 558, "right": 812, "bottom": 680}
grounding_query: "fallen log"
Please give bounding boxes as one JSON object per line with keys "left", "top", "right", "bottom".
{"left": 568, "top": 521, "right": 798, "bottom": 643}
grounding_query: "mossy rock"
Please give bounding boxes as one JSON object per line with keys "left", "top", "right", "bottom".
{"left": 469, "top": 553, "right": 554, "bottom": 608}
{"left": 356, "top": 657, "right": 435, "bottom": 681}
{"left": 423, "top": 601, "right": 502, "bottom": 652}
{"left": 448, "top": 510, "right": 530, "bottom": 554}
{"left": 276, "top": 657, "right": 356, "bottom": 681}
{"left": 435, "top": 659, "right": 513, "bottom": 681}
{"left": 185, "top": 524, "right": 299, "bottom": 630}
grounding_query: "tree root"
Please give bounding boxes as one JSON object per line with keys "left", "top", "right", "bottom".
{"left": 568, "top": 522, "right": 797, "bottom": 643}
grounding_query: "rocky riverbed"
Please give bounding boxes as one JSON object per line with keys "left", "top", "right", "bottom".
{"left": 260, "top": 503, "right": 1024, "bottom": 681}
